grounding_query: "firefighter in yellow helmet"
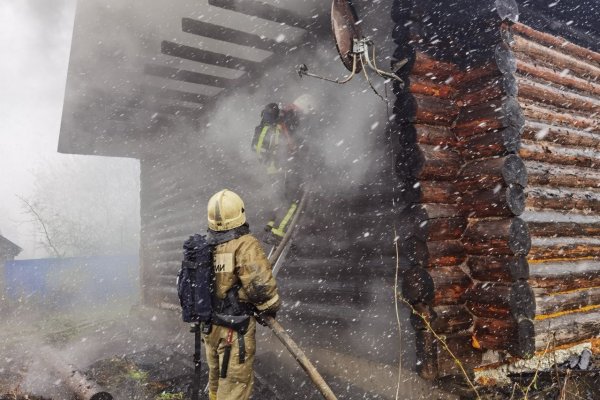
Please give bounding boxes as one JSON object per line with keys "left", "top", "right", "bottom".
{"left": 205, "top": 189, "right": 280, "bottom": 400}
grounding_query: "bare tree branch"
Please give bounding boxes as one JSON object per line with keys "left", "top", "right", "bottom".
{"left": 17, "top": 195, "right": 63, "bottom": 258}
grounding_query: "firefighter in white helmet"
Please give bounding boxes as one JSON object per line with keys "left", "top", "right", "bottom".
{"left": 252, "top": 94, "right": 316, "bottom": 243}
{"left": 205, "top": 189, "right": 280, "bottom": 400}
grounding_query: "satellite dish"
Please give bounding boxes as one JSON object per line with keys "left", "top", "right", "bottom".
{"left": 331, "top": 0, "right": 363, "bottom": 73}
{"left": 297, "top": 0, "right": 403, "bottom": 91}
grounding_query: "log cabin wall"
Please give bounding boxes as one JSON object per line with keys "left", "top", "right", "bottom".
{"left": 509, "top": 22, "right": 600, "bottom": 353}
{"left": 393, "top": 0, "right": 600, "bottom": 382}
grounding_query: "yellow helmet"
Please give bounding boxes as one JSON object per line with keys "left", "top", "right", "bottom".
{"left": 207, "top": 189, "right": 246, "bottom": 231}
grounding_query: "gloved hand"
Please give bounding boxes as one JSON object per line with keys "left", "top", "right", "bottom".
{"left": 255, "top": 310, "right": 277, "bottom": 327}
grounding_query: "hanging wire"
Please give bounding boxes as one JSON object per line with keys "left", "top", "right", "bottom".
{"left": 366, "top": 43, "right": 404, "bottom": 84}
{"left": 298, "top": 38, "right": 405, "bottom": 113}
{"left": 297, "top": 53, "right": 358, "bottom": 84}
{"left": 360, "top": 53, "right": 388, "bottom": 104}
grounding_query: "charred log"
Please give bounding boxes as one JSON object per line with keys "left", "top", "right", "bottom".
{"left": 535, "top": 287, "right": 600, "bottom": 316}
{"left": 467, "top": 255, "right": 529, "bottom": 282}
{"left": 398, "top": 205, "right": 467, "bottom": 241}
{"left": 526, "top": 161, "right": 600, "bottom": 189}
{"left": 410, "top": 304, "right": 474, "bottom": 334}
{"left": 401, "top": 266, "right": 472, "bottom": 305}
{"left": 465, "top": 281, "right": 535, "bottom": 319}
{"left": 399, "top": 237, "right": 467, "bottom": 267}
{"left": 473, "top": 316, "right": 535, "bottom": 358}
{"left": 456, "top": 154, "right": 527, "bottom": 191}
{"left": 416, "top": 330, "right": 482, "bottom": 380}
{"left": 454, "top": 97, "right": 524, "bottom": 138}
{"left": 529, "top": 237, "right": 600, "bottom": 261}
{"left": 534, "top": 309, "right": 600, "bottom": 350}
{"left": 463, "top": 218, "right": 531, "bottom": 256}
{"left": 528, "top": 260, "right": 600, "bottom": 292}
{"left": 525, "top": 186, "right": 600, "bottom": 213}
{"left": 458, "top": 128, "right": 520, "bottom": 159}
{"left": 460, "top": 184, "right": 525, "bottom": 218}
{"left": 396, "top": 144, "right": 461, "bottom": 181}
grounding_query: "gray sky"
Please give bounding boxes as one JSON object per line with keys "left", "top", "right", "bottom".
{"left": 0, "top": 1, "right": 137, "bottom": 259}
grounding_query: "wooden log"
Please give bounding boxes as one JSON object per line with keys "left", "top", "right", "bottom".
{"left": 144, "top": 63, "right": 235, "bottom": 88}
{"left": 519, "top": 141, "right": 600, "bottom": 170}
{"left": 528, "top": 220, "right": 600, "bottom": 237}
{"left": 465, "top": 281, "right": 535, "bottom": 319}
{"left": 457, "top": 75, "right": 518, "bottom": 107}
{"left": 399, "top": 237, "right": 467, "bottom": 267}
{"left": 520, "top": 209, "right": 600, "bottom": 231}
{"left": 458, "top": 128, "right": 520, "bottom": 159}
{"left": 453, "top": 41, "right": 517, "bottom": 85}
{"left": 526, "top": 161, "right": 600, "bottom": 189}
{"left": 473, "top": 316, "right": 535, "bottom": 358}
{"left": 460, "top": 184, "right": 525, "bottom": 218}
{"left": 517, "top": 77, "right": 600, "bottom": 113}
{"left": 457, "top": 155, "right": 527, "bottom": 191}
{"left": 526, "top": 186, "right": 600, "bottom": 213}
{"left": 520, "top": 101, "right": 599, "bottom": 133}
{"left": 413, "top": 124, "right": 457, "bottom": 147}
{"left": 398, "top": 205, "right": 467, "bottom": 241}
{"left": 528, "top": 260, "right": 600, "bottom": 292}
{"left": 400, "top": 203, "right": 460, "bottom": 219}
{"left": 400, "top": 180, "right": 460, "bottom": 205}
{"left": 181, "top": 18, "right": 289, "bottom": 54}
{"left": 396, "top": 144, "right": 461, "bottom": 181}
{"left": 410, "top": 78, "right": 457, "bottom": 99}
{"left": 529, "top": 237, "right": 600, "bottom": 261}
{"left": 463, "top": 218, "right": 531, "bottom": 256}
{"left": 207, "top": 0, "right": 316, "bottom": 29}
{"left": 401, "top": 266, "right": 473, "bottom": 305}
{"left": 454, "top": 97, "right": 524, "bottom": 138}
{"left": 453, "top": 63, "right": 503, "bottom": 86}
{"left": 416, "top": 331, "right": 482, "bottom": 380}
{"left": 534, "top": 308, "right": 600, "bottom": 350}
{"left": 415, "top": 328, "right": 439, "bottom": 380}
{"left": 410, "top": 304, "right": 474, "bottom": 334}
{"left": 511, "top": 34, "right": 600, "bottom": 80}
{"left": 511, "top": 23, "right": 600, "bottom": 66}
{"left": 467, "top": 255, "right": 529, "bottom": 282}
{"left": 139, "top": 85, "right": 209, "bottom": 105}
{"left": 38, "top": 347, "right": 114, "bottom": 400}
{"left": 161, "top": 40, "right": 260, "bottom": 71}
{"left": 412, "top": 52, "right": 460, "bottom": 81}
{"left": 522, "top": 121, "right": 600, "bottom": 150}
{"left": 535, "top": 287, "right": 600, "bottom": 316}
{"left": 515, "top": 58, "right": 600, "bottom": 98}
{"left": 413, "top": 93, "right": 460, "bottom": 125}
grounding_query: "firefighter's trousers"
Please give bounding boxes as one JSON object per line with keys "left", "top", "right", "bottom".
{"left": 204, "top": 318, "right": 256, "bottom": 400}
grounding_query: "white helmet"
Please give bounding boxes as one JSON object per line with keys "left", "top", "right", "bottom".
{"left": 292, "top": 94, "right": 317, "bottom": 114}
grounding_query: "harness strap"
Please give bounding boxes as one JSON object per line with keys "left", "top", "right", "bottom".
{"left": 220, "top": 328, "right": 234, "bottom": 379}
{"left": 238, "top": 332, "right": 246, "bottom": 364}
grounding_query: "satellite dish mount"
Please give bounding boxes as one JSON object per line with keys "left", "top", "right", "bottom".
{"left": 298, "top": 0, "right": 406, "bottom": 88}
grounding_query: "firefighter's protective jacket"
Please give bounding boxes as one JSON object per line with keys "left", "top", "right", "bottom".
{"left": 212, "top": 233, "right": 280, "bottom": 313}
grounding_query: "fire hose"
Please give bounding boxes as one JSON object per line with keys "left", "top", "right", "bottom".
{"left": 266, "top": 189, "right": 338, "bottom": 400}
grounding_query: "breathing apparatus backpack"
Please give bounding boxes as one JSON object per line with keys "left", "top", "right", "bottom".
{"left": 177, "top": 234, "right": 214, "bottom": 323}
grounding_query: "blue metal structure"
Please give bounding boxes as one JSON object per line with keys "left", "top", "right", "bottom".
{"left": 4, "top": 255, "right": 139, "bottom": 310}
